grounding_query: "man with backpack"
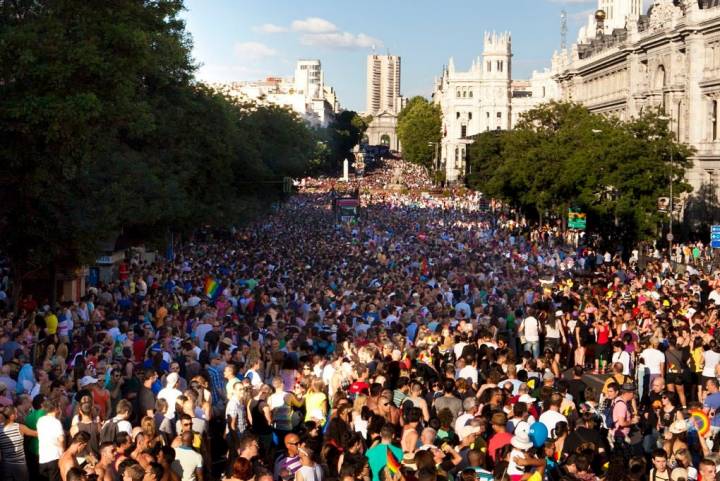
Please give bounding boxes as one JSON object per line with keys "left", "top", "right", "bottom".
{"left": 611, "top": 383, "right": 641, "bottom": 456}
{"left": 100, "top": 399, "right": 132, "bottom": 444}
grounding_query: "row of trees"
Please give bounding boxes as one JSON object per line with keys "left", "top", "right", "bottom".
{"left": 0, "top": 0, "right": 364, "bottom": 300}
{"left": 397, "top": 96, "right": 442, "bottom": 173}
{"left": 466, "top": 102, "right": 693, "bottom": 246}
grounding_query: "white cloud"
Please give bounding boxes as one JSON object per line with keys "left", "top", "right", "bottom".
{"left": 253, "top": 23, "right": 287, "bottom": 34}
{"left": 569, "top": 8, "right": 594, "bottom": 22}
{"left": 300, "top": 32, "right": 382, "bottom": 50}
{"left": 196, "top": 64, "right": 269, "bottom": 83}
{"left": 291, "top": 17, "right": 338, "bottom": 34}
{"left": 233, "top": 42, "right": 278, "bottom": 60}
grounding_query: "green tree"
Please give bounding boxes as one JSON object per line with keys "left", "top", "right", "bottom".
{"left": 397, "top": 96, "right": 442, "bottom": 169}
{"left": 0, "top": 0, "right": 320, "bottom": 303}
{"left": 466, "top": 101, "right": 693, "bottom": 246}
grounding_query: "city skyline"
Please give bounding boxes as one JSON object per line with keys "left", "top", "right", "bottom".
{"left": 183, "top": 0, "right": 656, "bottom": 112}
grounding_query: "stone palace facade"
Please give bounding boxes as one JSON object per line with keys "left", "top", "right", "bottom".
{"left": 431, "top": 33, "right": 559, "bottom": 183}
{"left": 553, "top": 0, "right": 720, "bottom": 220}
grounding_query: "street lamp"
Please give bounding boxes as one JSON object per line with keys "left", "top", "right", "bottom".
{"left": 428, "top": 141, "right": 440, "bottom": 185}
{"left": 658, "top": 115, "right": 674, "bottom": 254}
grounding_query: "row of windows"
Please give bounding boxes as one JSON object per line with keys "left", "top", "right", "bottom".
{"left": 456, "top": 88, "right": 474, "bottom": 98}
{"left": 487, "top": 60, "right": 504, "bottom": 73}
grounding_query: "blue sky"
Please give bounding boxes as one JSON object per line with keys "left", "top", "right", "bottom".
{"left": 183, "top": 0, "right": 653, "bottom": 112}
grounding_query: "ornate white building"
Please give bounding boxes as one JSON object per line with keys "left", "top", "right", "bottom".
{"left": 554, "top": 0, "right": 720, "bottom": 220}
{"left": 432, "top": 32, "right": 559, "bottom": 182}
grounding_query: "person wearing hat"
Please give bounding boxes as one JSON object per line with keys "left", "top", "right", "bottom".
{"left": 612, "top": 383, "right": 641, "bottom": 451}
{"left": 664, "top": 420, "right": 689, "bottom": 461}
{"left": 506, "top": 430, "right": 544, "bottom": 481}
{"left": 487, "top": 412, "right": 512, "bottom": 463}
{"left": 80, "top": 375, "right": 110, "bottom": 422}
{"left": 158, "top": 372, "right": 182, "bottom": 419}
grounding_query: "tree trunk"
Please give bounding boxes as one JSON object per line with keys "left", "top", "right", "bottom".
{"left": 49, "top": 261, "right": 57, "bottom": 307}
{"left": 10, "top": 269, "right": 23, "bottom": 314}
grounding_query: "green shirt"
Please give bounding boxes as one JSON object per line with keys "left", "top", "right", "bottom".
{"left": 24, "top": 408, "right": 46, "bottom": 455}
{"left": 366, "top": 443, "right": 403, "bottom": 481}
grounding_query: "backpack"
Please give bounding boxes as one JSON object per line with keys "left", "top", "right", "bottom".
{"left": 603, "top": 399, "right": 625, "bottom": 430}
{"left": 99, "top": 418, "right": 119, "bottom": 444}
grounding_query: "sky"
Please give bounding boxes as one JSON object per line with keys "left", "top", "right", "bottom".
{"left": 182, "top": 0, "right": 654, "bottom": 112}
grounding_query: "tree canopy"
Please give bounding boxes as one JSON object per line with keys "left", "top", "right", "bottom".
{"left": 466, "top": 101, "right": 694, "bottom": 246}
{"left": 397, "top": 96, "right": 442, "bottom": 169}
{"left": 0, "top": 0, "right": 320, "bottom": 299}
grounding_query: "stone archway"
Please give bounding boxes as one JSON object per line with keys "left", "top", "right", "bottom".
{"left": 380, "top": 134, "right": 391, "bottom": 146}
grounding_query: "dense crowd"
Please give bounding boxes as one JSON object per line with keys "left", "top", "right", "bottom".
{"left": 2, "top": 160, "right": 720, "bottom": 481}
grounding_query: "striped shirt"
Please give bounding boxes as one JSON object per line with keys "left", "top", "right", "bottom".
{"left": 0, "top": 423, "right": 25, "bottom": 464}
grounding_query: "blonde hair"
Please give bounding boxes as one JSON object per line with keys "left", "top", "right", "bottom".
{"left": 141, "top": 416, "right": 156, "bottom": 437}
{"left": 352, "top": 395, "right": 367, "bottom": 414}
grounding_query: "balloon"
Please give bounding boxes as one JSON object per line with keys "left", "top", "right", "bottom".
{"left": 529, "top": 422, "right": 548, "bottom": 448}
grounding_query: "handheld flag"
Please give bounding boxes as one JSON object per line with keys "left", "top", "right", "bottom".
{"left": 690, "top": 410, "right": 710, "bottom": 437}
{"left": 204, "top": 277, "right": 220, "bottom": 299}
{"left": 386, "top": 448, "right": 401, "bottom": 475}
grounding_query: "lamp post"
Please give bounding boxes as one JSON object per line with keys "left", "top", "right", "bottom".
{"left": 428, "top": 141, "right": 440, "bottom": 185}
{"left": 658, "top": 115, "right": 674, "bottom": 255}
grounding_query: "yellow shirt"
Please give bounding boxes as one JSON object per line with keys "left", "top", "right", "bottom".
{"left": 45, "top": 313, "right": 58, "bottom": 334}
{"left": 692, "top": 347, "right": 704, "bottom": 373}
{"left": 304, "top": 391, "right": 328, "bottom": 424}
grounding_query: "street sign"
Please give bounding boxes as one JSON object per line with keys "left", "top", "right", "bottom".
{"left": 568, "top": 208, "right": 587, "bottom": 230}
{"left": 712, "top": 225, "right": 720, "bottom": 248}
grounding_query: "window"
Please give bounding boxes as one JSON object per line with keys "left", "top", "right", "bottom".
{"left": 456, "top": 112, "right": 460, "bottom": 119}
{"left": 462, "top": 90, "right": 467, "bottom": 98}
{"left": 497, "top": 61, "right": 503, "bottom": 73}
{"left": 487, "top": 61, "right": 491, "bottom": 72}
{"left": 456, "top": 89, "right": 461, "bottom": 98}
{"left": 486, "top": 112, "right": 490, "bottom": 119}
{"left": 713, "top": 100, "right": 718, "bottom": 141}
{"left": 497, "top": 112, "right": 502, "bottom": 119}
{"left": 468, "top": 112, "right": 473, "bottom": 120}
{"left": 461, "top": 125, "right": 467, "bottom": 138}
{"left": 469, "top": 90, "right": 473, "bottom": 98}
{"left": 542, "top": 86, "right": 546, "bottom": 98}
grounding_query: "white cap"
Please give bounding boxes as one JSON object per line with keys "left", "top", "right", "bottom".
{"left": 518, "top": 394, "right": 536, "bottom": 404}
{"left": 166, "top": 372, "right": 179, "bottom": 387}
{"left": 79, "top": 376, "right": 98, "bottom": 388}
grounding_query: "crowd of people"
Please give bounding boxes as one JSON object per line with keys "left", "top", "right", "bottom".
{"left": 2, "top": 159, "right": 720, "bottom": 481}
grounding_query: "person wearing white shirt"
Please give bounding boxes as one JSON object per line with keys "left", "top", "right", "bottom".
{"left": 611, "top": 341, "right": 632, "bottom": 376}
{"left": 245, "top": 358, "right": 264, "bottom": 388}
{"left": 519, "top": 314, "right": 541, "bottom": 358}
{"left": 38, "top": 400, "right": 64, "bottom": 481}
{"left": 454, "top": 397, "right": 478, "bottom": 434}
{"left": 709, "top": 286, "right": 720, "bottom": 306}
{"left": 158, "top": 373, "right": 183, "bottom": 419}
{"left": 458, "top": 359, "right": 479, "bottom": 386}
{"left": 640, "top": 338, "right": 666, "bottom": 385}
{"left": 538, "top": 394, "right": 568, "bottom": 437}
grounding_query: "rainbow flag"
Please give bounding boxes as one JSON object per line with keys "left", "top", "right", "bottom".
{"left": 204, "top": 277, "right": 220, "bottom": 299}
{"left": 386, "top": 448, "right": 401, "bottom": 475}
{"left": 420, "top": 257, "right": 429, "bottom": 276}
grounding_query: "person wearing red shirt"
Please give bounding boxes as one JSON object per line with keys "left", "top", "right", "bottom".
{"left": 487, "top": 412, "right": 513, "bottom": 464}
